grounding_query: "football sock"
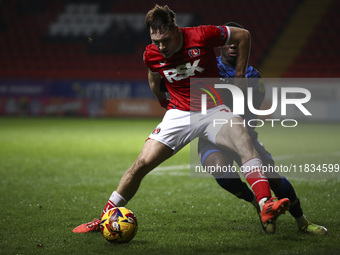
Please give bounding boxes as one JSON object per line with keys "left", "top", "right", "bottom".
{"left": 258, "top": 197, "right": 268, "bottom": 211}
{"left": 295, "top": 214, "right": 308, "bottom": 228}
{"left": 215, "top": 177, "right": 255, "bottom": 203}
{"left": 241, "top": 158, "right": 271, "bottom": 203}
{"left": 289, "top": 199, "right": 303, "bottom": 218}
{"left": 270, "top": 176, "right": 303, "bottom": 218}
{"left": 101, "top": 191, "right": 127, "bottom": 218}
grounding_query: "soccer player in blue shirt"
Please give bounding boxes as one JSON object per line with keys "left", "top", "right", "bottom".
{"left": 197, "top": 22, "right": 327, "bottom": 235}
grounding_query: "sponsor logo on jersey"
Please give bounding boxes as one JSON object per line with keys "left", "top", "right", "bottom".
{"left": 163, "top": 59, "right": 204, "bottom": 83}
{"left": 188, "top": 48, "right": 200, "bottom": 58}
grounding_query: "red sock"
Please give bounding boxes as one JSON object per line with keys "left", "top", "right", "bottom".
{"left": 241, "top": 158, "right": 271, "bottom": 202}
{"left": 100, "top": 191, "right": 127, "bottom": 218}
{"left": 101, "top": 200, "right": 116, "bottom": 218}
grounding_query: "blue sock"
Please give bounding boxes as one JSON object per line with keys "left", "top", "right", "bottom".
{"left": 216, "top": 177, "right": 255, "bottom": 203}
{"left": 271, "top": 176, "right": 303, "bottom": 218}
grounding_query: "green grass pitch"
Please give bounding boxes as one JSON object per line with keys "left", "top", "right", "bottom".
{"left": 0, "top": 117, "right": 339, "bottom": 255}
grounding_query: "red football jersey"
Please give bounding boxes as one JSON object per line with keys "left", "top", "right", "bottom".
{"left": 144, "top": 25, "right": 230, "bottom": 111}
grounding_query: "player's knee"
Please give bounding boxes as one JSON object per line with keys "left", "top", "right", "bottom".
{"left": 134, "top": 157, "right": 147, "bottom": 168}
{"left": 234, "top": 129, "right": 256, "bottom": 159}
{"left": 204, "top": 152, "right": 234, "bottom": 178}
{"left": 229, "top": 121, "right": 251, "bottom": 144}
{"left": 204, "top": 152, "right": 231, "bottom": 167}
{"left": 130, "top": 157, "right": 152, "bottom": 177}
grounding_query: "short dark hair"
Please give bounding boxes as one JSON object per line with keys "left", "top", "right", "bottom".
{"left": 224, "top": 22, "right": 244, "bottom": 29}
{"left": 145, "top": 4, "right": 177, "bottom": 34}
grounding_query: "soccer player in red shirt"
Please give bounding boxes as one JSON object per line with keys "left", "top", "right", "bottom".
{"left": 73, "top": 5, "right": 290, "bottom": 233}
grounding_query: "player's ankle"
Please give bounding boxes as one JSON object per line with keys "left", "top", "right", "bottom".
{"left": 259, "top": 197, "right": 270, "bottom": 211}
{"left": 295, "top": 214, "right": 308, "bottom": 228}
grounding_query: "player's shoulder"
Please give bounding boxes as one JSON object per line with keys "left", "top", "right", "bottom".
{"left": 144, "top": 43, "right": 159, "bottom": 55}
{"left": 181, "top": 25, "right": 223, "bottom": 37}
{"left": 180, "top": 26, "right": 205, "bottom": 38}
{"left": 181, "top": 25, "right": 208, "bottom": 32}
{"left": 144, "top": 44, "right": 162, "bottom": 63}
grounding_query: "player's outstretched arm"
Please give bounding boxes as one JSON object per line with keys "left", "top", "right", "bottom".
{"left": 228, "top": 26, "right": 251, "bottom": 90}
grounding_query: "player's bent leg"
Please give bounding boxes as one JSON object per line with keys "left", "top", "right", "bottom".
{"left": 216, "top": 118, "right": 271, "bottom": 200}
{"left": 116, "top": 139, "right": 174, "bottom": 201}
{"left": 250, "top": 135, "right": 326, "bottom": 234}
{"left": 215, "top": 117, "right": 258, "bottom": 163}
{"left": 73, "top": 139, "right": 173, "bottom": 233}
{"left": 199, "top": 139, "right": 274, "bottom": 234}
{"left": 104, "top": 139, "right": 173, "bottom": 215}
{"left": 204, "top": 151, "right": 256, "bottom": 203}
{"left": 204, "top": 149, "right": 275, "bottom": 234}
{"left": 215, "top": 118, "right": 290, "bottom": 225}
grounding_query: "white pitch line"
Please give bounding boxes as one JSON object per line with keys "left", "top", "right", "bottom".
{"left": 153, "top": 164, "right": 191, "bottom": 172}
{"left": 273, "top": 152, "right": 323, "bottom": 161}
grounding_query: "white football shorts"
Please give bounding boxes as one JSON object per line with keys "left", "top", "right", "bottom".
{"left": 148, "top": 104, "right": 237, "bottom": 154}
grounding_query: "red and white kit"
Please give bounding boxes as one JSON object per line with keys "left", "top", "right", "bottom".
{"left": 144, "top": 25, "right": 231, "bottom": 111}
{"left": 144, "top": 25, "right": 235, "bottom": 153}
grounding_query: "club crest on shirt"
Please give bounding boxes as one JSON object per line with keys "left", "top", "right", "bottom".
{"left": 152, "top": 127, "right": 161, "bottom": 134}
{"left": 188, "top": 48, "right": 200, "bottom": 58}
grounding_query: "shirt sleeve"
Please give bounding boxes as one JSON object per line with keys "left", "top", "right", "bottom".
{"left": 201, "top": 25, "right": 230, "bottom": 48}
{"left": 249, "top": 67, "right": 262, "bottom": 78}
{"left": 143, "top": 49, "right": 157, "bottom": 73}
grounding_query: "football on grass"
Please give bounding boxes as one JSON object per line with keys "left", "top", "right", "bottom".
{"left": 100, "top": 207, "right": 138, "bottom": 243}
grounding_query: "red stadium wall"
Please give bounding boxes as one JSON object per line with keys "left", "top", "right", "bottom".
{"left": 0, "top": 0, "right": 339, "bottom": 117}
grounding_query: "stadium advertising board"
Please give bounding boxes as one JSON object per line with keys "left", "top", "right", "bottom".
{"left": 0, "top": 79, "right": 162, "bottom": 117}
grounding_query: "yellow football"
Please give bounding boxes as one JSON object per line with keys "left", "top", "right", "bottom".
{"left": 100, "top": 207, "right": 138, "bottom": 243}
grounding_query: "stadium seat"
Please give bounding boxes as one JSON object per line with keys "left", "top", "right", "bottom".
{"left": 283, "top": 0, "right": 340, "bottom": 77}
{"left": 1, "top": 0, "right": 336, "bottom": 80}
